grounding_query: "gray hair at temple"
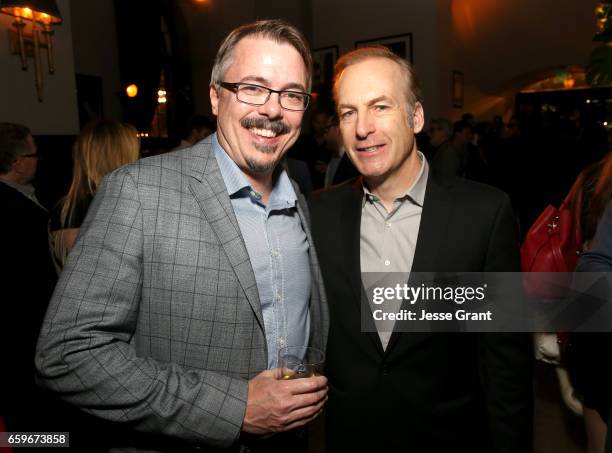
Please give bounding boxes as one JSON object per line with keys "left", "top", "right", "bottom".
{"left": 0, "top": 123, "right": 32, "bottom": 174}
{"left": 333, "top": 46, "right": 423, "bottom": 122}
{"left": 210, "top": 19, "right": 313, "bottom": 91}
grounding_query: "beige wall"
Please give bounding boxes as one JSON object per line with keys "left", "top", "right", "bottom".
{"left": 449, "top": 0, "right": 595, "bottom": 121}
{"left": 312, "top": 0, "right": 440, "bottom": 122}
{"left": 0, "top": 0, "right": 597, "bottom": 133}
{"left": 311, "top": 0, "right": 597, "bottom": 122}
{"left": 0, "top": 0, "right": 79, "bottom": 134}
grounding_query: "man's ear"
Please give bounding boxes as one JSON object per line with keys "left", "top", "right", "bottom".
{"left": 210, "top": 85, "right": 219, "bottom": 116}
{"left": 412, "top": 102, "right": 425, "bottom": 133}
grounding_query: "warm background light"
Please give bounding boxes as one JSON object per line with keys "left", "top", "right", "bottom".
{"left": 126, "top": 84, "right": 138, "bottom": 97}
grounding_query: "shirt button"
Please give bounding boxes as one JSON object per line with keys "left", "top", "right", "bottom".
{"left": 271, "top": 249, "right": 279, "bottom": 257}
{"left": 276, "top": 293, "right": 281, "bottom": 300}
{"left": 385, "top": 222, "right": 391, "bottom": 228}
{"left": 384, "top": 260, "right": 391, "bottom": 266}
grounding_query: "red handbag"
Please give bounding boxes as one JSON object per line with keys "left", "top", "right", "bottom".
{"left": 520, "top": 196, "right": 583, "bottom": 299}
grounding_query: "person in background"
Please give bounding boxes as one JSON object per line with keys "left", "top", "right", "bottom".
{"left": 175, "top": 114, "right": 216, "bottom": 150}
{"left": 322, "top": 113, "right": 357, "bottom": 187}
{"left": 425, "top": 117, "right": 452, "bottom": 162}
{"left": 49, "top": 119, "right": 140, "bottom": 272}
{"left": 0, "top": 123, "right": 57, "bottom": 433}
{"left": 289, "top": 105, "right": 335, "bottom": 189}
{"left": 566, "top": 153, "right": 612, "bottom": 453}
{"left": 432, "top": 119, "right": 474, "bottom": 177}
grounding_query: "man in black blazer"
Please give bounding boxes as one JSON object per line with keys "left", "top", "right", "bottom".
{"left": 309, "top": 47, "right": 533, "bottom": 452}
{"left": 0, "top": 123, "right": 57, "bottom": 432}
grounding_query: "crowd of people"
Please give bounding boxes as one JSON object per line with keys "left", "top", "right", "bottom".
{"left": 1, "top": 18, "right": 611, "bottom": 453}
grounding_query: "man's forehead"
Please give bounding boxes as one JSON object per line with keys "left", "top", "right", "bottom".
{"left": 338, "top": 59, "right": 403, "bottom": 99}
{"left": 227, "top": 36, "right": 307, "bottom": 86}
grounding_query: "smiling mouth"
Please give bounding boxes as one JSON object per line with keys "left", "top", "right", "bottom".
{"left": 356, "top": 144, "right": 384, "bottom": 152}
{"left": 249, "top": 127, "right": 279, "bottom": 138}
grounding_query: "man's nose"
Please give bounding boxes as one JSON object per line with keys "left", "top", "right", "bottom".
{"left": 355, "top": 111, "right": 375, "bottom": 139}
{"left": 257, "top": 92, "right": 283, "bottom": 118}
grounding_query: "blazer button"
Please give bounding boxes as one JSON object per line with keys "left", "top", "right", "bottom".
{"left": 382, "top": 365, "right": 390, "bottom": 375}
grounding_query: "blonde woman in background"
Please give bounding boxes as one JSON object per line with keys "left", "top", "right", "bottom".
{"left": 49, "top": 119, "right": 139, "bottom": 272}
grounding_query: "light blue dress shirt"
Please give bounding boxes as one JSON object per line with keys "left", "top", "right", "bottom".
{"left": 212, "top": 133, "right": 311, "bottom": 368}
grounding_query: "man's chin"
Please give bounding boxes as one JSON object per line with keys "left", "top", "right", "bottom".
{"left": 245, "top": 157, "right": 280, "bottom": 175}
{"left": 252, "top": 142, "right": 279, "bottom": 154}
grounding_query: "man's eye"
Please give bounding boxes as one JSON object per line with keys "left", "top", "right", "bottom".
{"left": 340, "top": 111, "right": 354, "bottom": 120}
{"left": 374, "top": 105, "right": 389, "bottom": 112}
{"left": 241, "top": 85, "right": 264, "bottom": 95}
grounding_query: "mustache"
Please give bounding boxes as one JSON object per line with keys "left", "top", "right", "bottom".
{"left": 240, "top": 117, "right": 290, "bottom": 135}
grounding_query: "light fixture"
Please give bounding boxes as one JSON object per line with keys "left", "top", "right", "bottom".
{"left": 0, "top": 0, "right": 62, "bottom": 102}
{"left": 126, "top": 83, "right": 138, "bottom": 98}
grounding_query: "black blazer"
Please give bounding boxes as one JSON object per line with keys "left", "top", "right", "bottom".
{"left": 309, "top": 171, "right": 533, "bottom": 453}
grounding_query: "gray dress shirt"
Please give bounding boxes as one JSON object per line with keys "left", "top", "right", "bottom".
{"left": 360, "top": 152, "right": 429, "bottom": 349}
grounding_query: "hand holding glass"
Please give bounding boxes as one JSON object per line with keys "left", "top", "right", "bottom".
{"left": 278, "top": 346, "right": 325, "bottom": 380}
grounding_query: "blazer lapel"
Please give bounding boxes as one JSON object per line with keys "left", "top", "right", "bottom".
{"left": 186, "top": 141, "right": 265, "bottom": 331}
{"left": 385, "top": 171, "right": 455, "bottom": 356}
{"left": 294, "top": 187, "right": 329, "bottom": 351}
{"left": 410, "top": 172, "right": 455, "bottom": 273}
{"left": 343, "top": 179, "right": 385, "bottom": 356}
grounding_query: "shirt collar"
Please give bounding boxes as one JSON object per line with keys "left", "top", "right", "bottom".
{"left": 362, "top": 150, "right": 429, "bottom": 207}
{"left": 212, "top": 132, "right": 297, "bottom": 208}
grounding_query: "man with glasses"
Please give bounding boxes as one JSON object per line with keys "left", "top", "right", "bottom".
{"left": 0, "top": 123, "right": 57, "bottom": 433}
{"left": 36, "top": 20, "right": 328, "bottom": 453}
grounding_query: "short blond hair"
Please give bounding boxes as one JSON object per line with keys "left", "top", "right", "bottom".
{"left": 333, "top": 46, "right": 423, "bottom": 111}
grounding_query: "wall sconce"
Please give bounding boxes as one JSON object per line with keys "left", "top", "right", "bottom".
{"left": 0, "top": 0, "right": 62, "bottom": 102}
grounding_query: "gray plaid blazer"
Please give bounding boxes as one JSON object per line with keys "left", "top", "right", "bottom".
{"left": 35, "top": 137, "right": 329, "bottom": 452}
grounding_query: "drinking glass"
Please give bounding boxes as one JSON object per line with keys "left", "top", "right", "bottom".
{"left": 278, "top": 346, "right": 325, "bottom": 379}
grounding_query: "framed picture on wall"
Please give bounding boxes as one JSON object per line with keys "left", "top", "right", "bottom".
{"left": 452, "top": 70, "right": 464, "bottom": 108}
{"left": 355, "top": 33, "right": 413, "bottom": 63}
{"left": 312, "top": 45, "right": 339, "bottom": 96}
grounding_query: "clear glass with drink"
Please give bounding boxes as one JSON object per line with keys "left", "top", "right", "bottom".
{"left": 278, "top": 346, "right": 325, "bottom": 379}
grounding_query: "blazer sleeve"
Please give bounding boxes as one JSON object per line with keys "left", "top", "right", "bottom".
{"left": 480, "top": 193, "right": 534, "bottom": 453}
{"left": 35, "top": 168, "right": 248, "bottom": 448}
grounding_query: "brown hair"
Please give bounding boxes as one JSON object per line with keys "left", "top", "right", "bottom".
{"left": 567, "top": 152, "right": 612, "bottom": 242}
{"left": 60, "top": 119, "right": 140, "bottom": 227}
{"left": 333, "top": 46, "right": 423, "bottom": 111}
{"left": 210, "top": 19, "right": 313, "bottom": 91}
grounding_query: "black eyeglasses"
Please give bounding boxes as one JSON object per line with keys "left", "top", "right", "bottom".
{"left": 219, "top": 81, "right": 311, "bottom": 111}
